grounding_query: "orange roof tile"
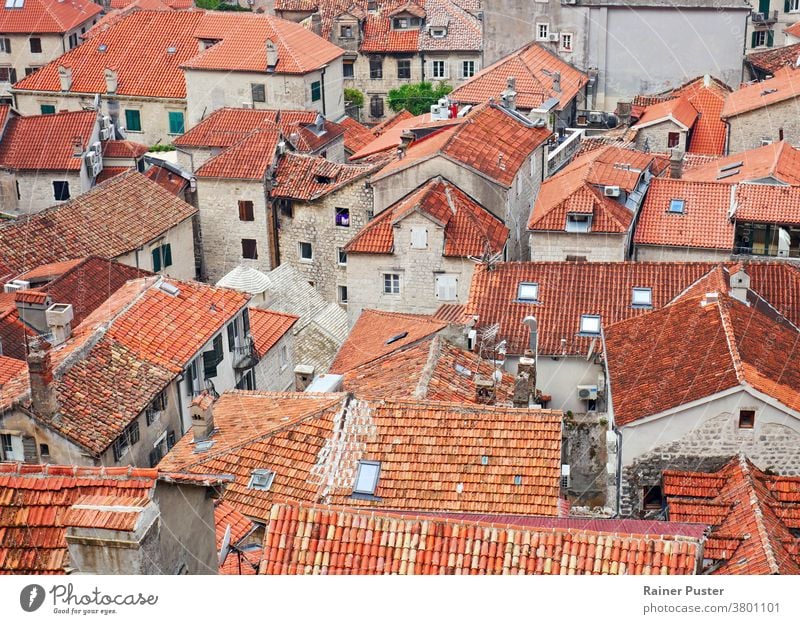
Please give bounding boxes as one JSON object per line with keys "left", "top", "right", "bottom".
{"left": 248, "top": 308, "right": 298, "bottom": 358}
{"left": 195, "top": 128, "right": 281, "bottom": 180}
{"left": 0, "top": 0, "right": 101, "bottom": 33}
{"left": 94, "top": 166, "right": 130, "bottom": 184}
{"left": 682, "top": 141, "right": 800, "bottom": 184}
{"left": 787, "top": 21, "right": 800, "bottom": 39}
{"left": 0, "top": 309, "right": 34, "bottom": 361}
{"left": 748, "top": 42, "right": 800, "bottom": 75}
{"left": 451, "top": 41, "right": 588, "bottom": 111}
{"left": 216, "top": 500, "right": 258, "bottom": 575}
{"left": 633, "top": 96, "right": 698, "bottom": 130}
{"left": 143, "top": 164, "right": 189, "bottom": 195}
{"left": 271, "top": 152, "right": 379, "bottom": 200}
{"left": 433, "top": 302, "right": 467, "bottom": 323}
{"left": 722, "top": 69, "right": 800, "bottom": 118}
{"left": 0, "top": 354, "right": 25, "bottom": 386}
{"left": 349, "top": 111, "right": 461, "bottom": 160}
{"left": 734, "top": 183, "right": 800, "bottom": 225}
{"left": 260, "top": 499, "right": 701, "bottom": 575}
{"left": 345, "top": 177, "right": 508, "bottom": 256}
{"left": 0, "top": 110, "right": 96, "bottom": 171}
{"left": 339, "top": 115, "right": 374, "bottom": 153}
{"left": 102, "top": 139, "right": 149, "bottom": 159}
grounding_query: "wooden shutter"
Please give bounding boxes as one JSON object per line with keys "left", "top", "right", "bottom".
{"left": 151, "top": 247, "right": 162, "bottom": 272}
{"left": 767, "top": 30, "right": 775, "bottom": 47}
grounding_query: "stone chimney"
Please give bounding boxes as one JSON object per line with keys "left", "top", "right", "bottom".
{"left": 72, "top": 137, "right": 84, "bottom": 157}
{"left": 669, "top": 148, "right": 684, "bottom": 179}
{"left": 474, "top": 375, "right": 496, "bottom": 405}
{"left": 512, "top": 354, "right": 536, "bottom": 408}
{"left": 104, "top": 68, "right": 118, "bottom": 93}
{"left": 58, "top": 65, "right": 72, "bottom": 91}
{"left": 45, "top": 303, "right": 73, "bottom": 347}
{"left": 294, "top": 364, "right": 315, "bottom": 391}
{"left": 265, "top": 39, "right": 279, "bottom": 70}
{"left": 27, "top": 337, "right": 58, "bottom": 419}
{"left": 191, "top": 392, "right": 216, "bottom": 443}
{"left": 397, "top": 129, "right": 414, "bottom": 158}
{"left": 551, "top": 71, "right": 561, "bottom": 93}
{"left": 729, "top": 267, "right": 750, "bottom": 305}
{"left": 501, "top": 76, "right": 517, "bottom": 111}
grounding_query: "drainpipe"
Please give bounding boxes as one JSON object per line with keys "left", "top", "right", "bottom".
{"left": 320, "top": 65, "right": 327, "bottom": 116}
{"left": 421, "top": 52, "right": 426, "bottom": 81}
{"left": 175, "top": 374, "right": 185, "bottom": 436}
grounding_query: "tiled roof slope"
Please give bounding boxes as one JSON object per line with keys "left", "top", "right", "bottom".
{"left": 329, "top": 308, "right": 447, "bottom": 373}
{"left": 0, "top": 355, "right": 25, "bottom": 387}
{"left": 143, "top": 164, "right": 189, "bottom": 195}
{"left": 260, "top": 500, "right": 701, "bottom": 575}
{"left": 0, "top": 170, "right": 197, "bottom": 274}
{"left": 465, "top": 262, "right": 716, "bottom": 356}
{"left": 734, "top": 183, "right": 800, "bottom": 225}
{"left": 664, "top": 456, "right": 800, "bottom": 575}
{"left": 346, "top": 177, "right": 508, "bottom": 256}
{"left": 102, "top": 140, "right": 149, "bottom": 159}
{"left": 721, "top": 69, "right": 800, "bottom": 118}
{"left": 632, "top": 96, "right": 698, "bottom": 130}
{"left": 195, "top": 129, "right": 281, "bottom": 180}
{"left": 450, "top": 41, "right": 588, "bottom": 111}
{"left": 349, "top": 111, "right": 462, "bottom": 160}
{"left": 216, "top": 500, "right": 258, "bottom": 575}
{"left": 0, "top": 0, "right": 101, "bottom": 33}
{"left": 786, "top": 21, "right": 800, "bottom": 39}
{"left": 159, "top": 392, "right": 563, "bottom": 521}
{"left": 633, "top": 178, "right": 735, "bottom": 250}
{"left": 748, "top": 43, "right": 800, "bottom": 75}
{"left": 682, "top": 141, "right": 800, "bottom": 184}
{"left": 0, "top": 309, "right": 34, "bottom": 361}
{"left": 606, "top": 290, "right": 800, "bottom": 426}
{"left": 0, "top": 110, "right": 96, "bottom": 171}
{"left": 248, "top": 308, "right": 298, "bottom": 358}
{"left": 271, "top": 153, "right": 379, "bottom": 200}
{"left": 339, "top": 116, "right": 374, "bottom": 153}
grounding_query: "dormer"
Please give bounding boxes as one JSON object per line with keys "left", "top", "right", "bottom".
{"left": 389, "top": 3, "right": 425, "bottom": 30}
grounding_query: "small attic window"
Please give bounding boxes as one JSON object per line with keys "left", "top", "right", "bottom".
{"left": 517, "top": 282, "right": 539, "bottom": 302}
{"left": 566, "top": 213, "right": 591, "bottom": 232}
{"left": 98, "top": 44, "right": 108, "bottom": 53}
{"left": 514, "top": 475, "right": 523, "bottom": 486}
{"left": 167, "top": 46, "right": 177, "bottom": 55}
{"left": 315, "top": 175, "right": 333, "bottom": 184}
{"left": 430, "top": 27, "right": 447, "bottom": 38}
{"left": 353, "top": 460, "right": 381, "bottom": 495}
{"left": 248, "top": 468, "right": 275, "bottom": 491}
{"left": 4, "top": 0, "right": 24, "bottom": 7}
{"left": 631, "top": 287, "right": 653, "bottom": 308}
{"left": 579, "top": 314, "right": 601, "bottom": 336}
{"left": 668, "top": 199, "right": 685, "bottom": 214}
{"left": 385, "top": 331, "right": 408, "bottom": 345}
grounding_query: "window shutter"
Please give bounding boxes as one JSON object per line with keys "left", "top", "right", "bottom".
{"left": 4, "top": 39, "right": 10, "bottom": 53}
{"left": 767, "top": 30, "right": 775, "bottom": 47}
{"left": 786, "top": 0, "right": 791, "bottom": 12}
{"left": 9, "top": 68, "right": 16, "bottom": 84}
{"left": 751, "top": 32, "right": 758, "bottom": 48}
{"left": 151, "top": 247, "right": 162, "bottom": 272}
{"left": 162, "top": 244, "right": 172, "bottom": 268}
{"left": 227, "top": 322, "right": 236, "bottom": 352}
{"left": 443, "top": 61, "right": 450, "bottom": 80}
{"left": 203, "top": 350, "right": 218, "bottom": 378}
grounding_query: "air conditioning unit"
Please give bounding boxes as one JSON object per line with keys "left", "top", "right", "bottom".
{"left": 99, "top": 126, "right": 112, "bottom": 141}
{"left": 577, "top": 384, "right": 598, "bottom": 401}
{"left": 467, "top": 328, "right": 477, "bottom": 351}
{"left": 92, "top": 160, "right": 103, "bottom": 177}
{"left": 548, "top": 33, "right": 559, "bottom": 42}
{"left": 560, "top": 464, "right": 571, "bottom": 489}
{"left": 603, "top": 185, "right": 621, "bottom": 197}
{"left": 597, "top": 372, "right": 606, "bottom": 394}
{"left": 4, "top": 279, "right": 30, "bottom": 294}
{"left": 588, "top": 111, "right": 604, "bottom": 124}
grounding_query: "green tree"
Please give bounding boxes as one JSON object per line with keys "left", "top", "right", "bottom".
{"left": 344, "top": 87, "right": 364, "bottom": 108}
{"left": 387, "top": 81, "right": 452, "bottom": 116}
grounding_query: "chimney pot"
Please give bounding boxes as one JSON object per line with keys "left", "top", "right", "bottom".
{"left": 265, "top": 39, "right": 279, "bottom": 70}
{"left": 104, "top": 68, "right": 118, "bottom": 94}
{"left": 294, "top": 364, "right": 315, "bottom": 391}
{"left": 58, "top": 65, "right": 73, "bottom": 92}
{"left": 45, "top": 303, "right": 74, "bottom": 347}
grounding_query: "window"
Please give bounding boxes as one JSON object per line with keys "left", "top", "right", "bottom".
{"left": 298, "top": 241, "right": 313, "bottom": 261}
{"left": 337, "top": 247, "right": 347, "bottom": 265}
{"left": 242, "top": 238, "right": 258, "bottom": 260}
{"left": 393, "top": 17, "right": 409, "bottom": 29}
{"left": 343, "top": 61, "right": 354, "bottom": 79}
{"left": 185, "top": 359, "right": 199, "bottom": 397}
{"left": 410, "top": 226, "right": 427, "bottom": 249}
{"left": 631, "top": 287, "right": 653, "bottom": 308}
{"left": 4, "top": 0, "right": 24, "bottom": 6}
{"left": 739, "top": 409, "right": 755, "bottom": 429}
{"left": 462, "top": 60, "right": 475, "bottom": 79}
{"left": 39, "top": 443, "right": 49, "bottom": 457}
{"left": 335, "top": 207, "right": 350, "bottom": 227}
{"left": 168, "top": 111, "right": 185, "bottom": 135}
{"left": 642, "top": 486, "right": 663, "bottom": 510}
{"left": 227, "top": 320, "right": 237, "bottom": 352}
{"left": 369, "top": 56, "right": 383, "bottom": 79}
{"left": 25, "top": 66, "right": 39, "bottom": 76}
{"left": 338, "top": 285, "right": 348, "bottom": 304}
{"left": 203, "top": 334, "right": 224, "bottom": 379}
{"left": 565, "top": 213, "right": 591, "bottom": 232}
{"left": 248, "top": 469, "right": 275, "bottom": 491}
{"left": 29, "top": 37, "right": 42, "bottom": 53}
{"left": 397, "top": 58, "right": 411, "bottom": 80}
{"left": 430, "top": 27, "right": 446, "bottom": 38}
{"left": 517, "top": 282, "right": 539, "bottom": 302}
{"left": 431, "top": 60, "right": 447, "bottom": 79}
{"left": 340, "top": 24, "right": 353, "bottom": 38}
{"left": 68, "top": 33, "right": 78, "bottom": 49}
{"left": 40, "top": 104, "right": 55, "bottom": 115}
{"left": 124, "top": 109, "right": 142, "bottom": 132}
{"left": 279, "top": 344, "right": 288, "bottom": 369}
{"left": 667, "top": 132, "right": 680, "bottom": 148}
{"left": 0, "top": 38, "right": 10, "bottom": 53}
{"left": 579, "top": 314, "right": 601, "bottom": 335}
{"left": 167, "top": 430, "right": 176, "bottom": 449}
{"left": 251, "top": 83, "right": 266, "bottom": 102}
{"left": 238, "top": 200, "right": 254, "bottom": 221}
{"left": 151, "top": 243, "right": 172, "bottom": 272}
{"left": 560, "top": 33, "right": 573, "bottom": 51}
{"left": 790, "top": 0, "right": 800, "bottom": 11}
{"left": 353, "top": 460, "right": 381, "bottom": 495}
{"left": 566, "top": 255, "right": 587, "bottom": 262}
{"left": 751, "top": 30, "right": 773, "bottom": 48}
{"left": 53, "top": 181, "right": 70, "bottom": 201}
{"left": 536, "top": 23, "right": 549, "bottom": 41}
{"left": 383, "top": 273, "right": 400, "bottom": 294}
{"left": 0, "top": 66, "right": 17, "bottom": 83}
{"left": 0, "top": 433, "right": 14, "bottom": 459}
{"left": 668, "top": 199, "right": 686, "bottom": 214}
{"left": 311, "top": 80, "right": 321, "bottom": 102}
{"left": 112, "top": 421, "right": 140, "bottom": 461}
{"left": 146, "top": 391, "right": 167, "bottom": 425}
{"left": 277, "top": 198, "right": 293, "bottom": 218}
{"left": 370, "top": 95, "right": 384, "bottom": 118}
{"left": 435, "top": 274, "right": 458, "bottom": 301}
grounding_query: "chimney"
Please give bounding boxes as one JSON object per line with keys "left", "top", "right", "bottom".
{"left": 551, "top": 71, "right": 561, "bottom": 93}
{"left": 15, "top": 290, "right": 52, "bottom": 334}
{"left": 501, "top": 76, "right": 517, "bottom": 111}
{"left": 265, "top": 39, "right": 279, "bottom": 70}
{"left": 729, "top": 267, "right": 750, "bottom": 305}
{"left": 397, "top": 129, "right": 414, "bottom": 159}
{"left": 700, "top": 291, "right": 719, "bottom": 307}
{"left": 58, "top": 65, "right": 72, "bottom": 91}
{"left": 294, "top": 364, "right": 315, "bottom": 391}
{"left": 72, "top": 137, "right": 84, "bottom": 157}
{"left": 512, "top": 355, "right": 536, "bottom": 408}
{"left": 669, "top": 148, "right": 684, "bottom": 179}
{"left": 474, "top": 375, "right": 496, "bottom": 405}
{"left": 104, "top": 68, "right": 118, "bottom": 94}
{"left": 27, "top": 337, "right": 58, "bottom": 419}
{"left": 191, "top": 392, "right": 216, "bottom": 443}
{"left": 45, "top": 303, "right": 73, "bottom": 347}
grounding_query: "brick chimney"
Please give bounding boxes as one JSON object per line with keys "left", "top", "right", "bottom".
{"left": 669, "top": 148, "right": 684, "bottom": 179}
{"left": 191, "top": 392, "right": 216, "bottom": 443}
{"left": 474, "top": 375, "right": 496, "bottom": 404}
{"left": 551, "top": 71, "right": 561, "bottom": 93}
{"left": 512, "top": 354, "right": 536, "bottom": 408}
{"left": 104, "top": 68, "right": 118, "bottom": 93}
{"left": 27, "top": 337, "right": 58, "bottom": 419}
{"left": 58, "top": 65, "right": 72, "bottom": 91}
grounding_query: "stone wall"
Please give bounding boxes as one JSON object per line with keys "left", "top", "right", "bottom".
{"left": 529, "top": 231, "right": 627, "bottom": 261}
{"left": 726, "top": 98, "right": 800, "bottom": 153}
{"left": 254, "top": 331, "right": 295, "bottom": 391}
{"left": 634, "top": 244, "right": 731, "bottom": 262}
{"left": 7, "top": 171, "right": 82, "bottom": 214}
{"left": 563, "top": 411, "right": 608, "bottom": 508}
{"left": 633, "top": 119, "right": 689, "bottom": 153}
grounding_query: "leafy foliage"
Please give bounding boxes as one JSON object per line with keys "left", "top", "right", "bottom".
{"left": 344, "top": 88, "right": 365, "bottom": 108}
{"left": 387, "top": 81, "right": 452, "bottom": 116}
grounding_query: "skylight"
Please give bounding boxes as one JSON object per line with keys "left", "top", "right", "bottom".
{"left": 631, "top": 287, "right": 653, "bottom": 308}
{"left": 668, "top": 199, "right": 685, "bottom": 214}
{"left": 517, "top": 282, "right": 539, "bottom": 302}
{"left": 248, "top": 468, "right": 275, "bottom": 491}
{"left": 4, "top": 0, "right": 24, "bottom": 8}
{"left": 353, "top": 460, "right": 381, "bottom": 495}
{"left": 385, "top": 331, "right": 408, "bottom": 345}
{"left": 579, "top": 314, "right": 601, "bottom": 335}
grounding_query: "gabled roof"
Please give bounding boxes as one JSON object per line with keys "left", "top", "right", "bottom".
{"left": 248, "top": 308, "right": 299, "bottom": 358}
{"left": 748, "top": 42, "right": 800, "bottom": 75}
{"left": 102, "top": 139, "right": 149, "bottom": 159}
{"left": 330, "top": 308, "right": 447, "bottom": 373}
{"left": 338, "top": 116, "right": 374, "bottom": 154}
{"left": 143, "top": 164, "right": 190, "bottom": 195}
{"left": 786, "top": 21, "right": 800, "bottom": 39}
{"left": 0, "top": 0, "right": 101, "bottom": 34}
{"left": 349, "top": 111, "right": 463, "bottom": 161}
{"left": 0, "top": 170, "right": 197, "bottom": 275}
{"left": 159, "top": 392, "right": 564, "bottom": 521}
{"left": 0, "top": 311, "right": 34, "bottom": 361}
{"left": 606, "top": 289, "right": 800, "bottom": 426}
{"left": 682, "top": 141, "right": 800, "bottom": 185}
{"left": 722, "top": 69, "right": 800, "bottom": 118}
{"left": 345, "top": 177, "right": 508, "bottom": 255}
{"left": 632, "top": 96, "right": 698, "bottom": 130}
{"left": 0, "top": 110, "right": 96, "bottom": 171}
{"left": 195, "top": 128, "right": 281, "bottom": 180}
{"left": 450, "top": 41, "right": 588, "bottom": 111}
{"left": 733, "top": 183, "right": 800, "bottom": 225}
{"left": 271, "top": 152, "right": 379, "bottom": 200}
{"left": 633, "top": 178, "right": 735, "bottom": 251}
{"left": 260, "top": 499, "right": 702, "bottom": 575}
{"left": 664, "top": 456, "right": 800, "bottom": 575}
{"left": 215, "top": 265, "right": 272, "bottom": 295}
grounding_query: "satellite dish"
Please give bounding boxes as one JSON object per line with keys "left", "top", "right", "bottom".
{"left": 218, "top": 523, "right": 232, "bottom": 567}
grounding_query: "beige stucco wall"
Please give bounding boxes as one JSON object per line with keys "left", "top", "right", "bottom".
{"left": 11, "top": 170, "right": 83, "bottom": 214}
{"left": 725, "top": 97, "right": 800, "bottom": 153}
{"left": 634, "top": 244, "right": 731, "bottom": 262}
{"left": 0, "top": 407, "right": 95, "bottom": 465}
{"left": 113, "top": 216, "right": 197, "bottom": 281}
{"left": 530, "top": 231, "right": 628, "bottom": 262}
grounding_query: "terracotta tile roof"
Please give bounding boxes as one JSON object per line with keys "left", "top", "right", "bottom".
{"left": 0, "top": 170, "right": 197, "bottom": 275}
{"left": 361, "top": 3, "right": 420, "bottom": 53}
{"left": 373, "top": 104, "right": 551, "bottom": 187}
{"left": 633, "top": 178, "right": 735, "bottom": 251}
{"left": 81, "top": 0, "right": 190, "bottom": 40}
{"left": 371, "top": 108, "right": 414, "bottom": 136}
{"left": 0, "top": 110, "right": 96, "bottom": 171}
{"left": 0, "top": 464, "right": 159, "bottom": 574}
{"left": 143, "top": 164, "right": 189, "bottom": 195}
{"left": 345, "top": 177, "right": 508, "bottom": 256}
{"left": 748, "top": 43, "right": 800, "bottom": 75}
{"left": 633, "top": 95, "right": 698, "bottom": 130}
{"left": 682, "top": 141, "right": 800, "bottom": 185}
{"left": 339, "top": 116, "right": 374, "bottom": 153}
{"left": 102, "top": 139, "right": 149, "bottom": 159}
{"left": 349, "top": 111, "right": 461, "bottom": 160}
{"left": 433, "top": 302, "right": 467, "bottom": 323}
{"left": 216, "top": 500, "right": 259, "bottom": 575}
{"left": 248, "top": 308, "right": 298, "bottom": 358}
{"left": 15, "top": 290, "right": 49, "bottom": 305}
{"left": 329, "top": 308, "right": 447, "bottom": 373}
{"left": 109, "top": 0, "right": 192, "bottom": 8}
{"left": 664, "top": 456, "right": 800, "bottom": 575}
{"left": 418, "top": 0, "right": 481, "bottom": 52}
{"left": 0, "top": 311, "right": 33, "bottom": 361}
{"left": 195, "top": 129, "right": 281, "bottom": 180}
{"left": 0, "top": 354, "right": 25, "bottom": 387}
{"left": 94, "top": 166, "right": 130, "bottom": 183}
{"left": 260, "top": 499, "right": 701, "bottom": 575}
{"left": 16, "top": 259, "right": 80, "bottom": 283}
{"left": 721, "top": 69, "right": 800, "bottom": 118}
{"left": 159, "top": 392, "right": 564, "bottom": 520}
{"left": 606, "top": 289, "right": 800, "bottom": 426}
{"left": 106, "top": 278, "right": 250, "bottom": 372}
{"left": 741, "top": 262, "right": 800, "bottom": 327}
{"left": 271, "top": 152, "right": 378, "bottom": 200}
{"left": 0, "top": 0, "right": 101, "bottom": 33}
{"left": 734, "top": 183, "right": 800, "bottom": 225}
{"left": 450, "top": 41, "right": 588, "bottom": 111}
{"left": 465, "top": 261, "right": 719, "bottom": 356}
{"left": 786, "top": 21, "right": 800, "bottom": 39}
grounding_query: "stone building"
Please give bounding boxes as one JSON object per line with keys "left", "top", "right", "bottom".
{"left": 248, "top": 308, "right": 298, "bottom": 391}
{"left": 744, "top": 0, "right": 800, "bottom": 52}
{"left": 631, "top": 98, "right": 698, "bottom": 153}
{"left": 345, "top": 176, "right": 507, "bottom": 321}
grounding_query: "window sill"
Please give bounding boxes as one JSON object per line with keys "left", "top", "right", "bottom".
{"left": 299, "top": 258, "right": 314, "bottom": 264}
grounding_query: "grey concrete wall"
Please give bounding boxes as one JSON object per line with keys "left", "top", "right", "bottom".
{"left": 633, "top": 119, "right": 689, "bottom": 152}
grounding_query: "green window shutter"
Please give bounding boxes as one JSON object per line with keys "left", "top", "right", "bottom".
{"left": 759, "top": 0, "right": 770, "bottom": 12}
{"left": 203, "top": 350, "right": 218, "bottom": 378}
{"left": 227, "top": 322, "right": 235, "bottom": 352}
{"left": 786, "top": 0, "right": 791, "bottom": 12}
{"left": 767, "top": 30, "right": 775, "bottom": 47}
{"left": 162, "top": 243, "right": 172, "bottom": 267}
{"left": 168, "top": 111, "right": 185, "bottom": 135}
{"left": 151, "top": 247, "right": 162, "bottom": 272}
{"left": 751, "top": 32, "right": 758, "bottom": 48}
{"left": 40, "top": 104, "right": 55, "bottom": 115}
{"left": 311, "top": 81, "right": 321, "bottom": 102}
{"left": 125, "top": 109, "right": 142, "bottom": 132}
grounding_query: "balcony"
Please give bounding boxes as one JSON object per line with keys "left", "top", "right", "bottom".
{"left": 752, "top": 10, "right": 778, "bottom": 25}
{"left": 233, "top": 335, "right": 260, "bottom": 371}
{"left": 546, "top": 128, "right": 585, "bottom": 176}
